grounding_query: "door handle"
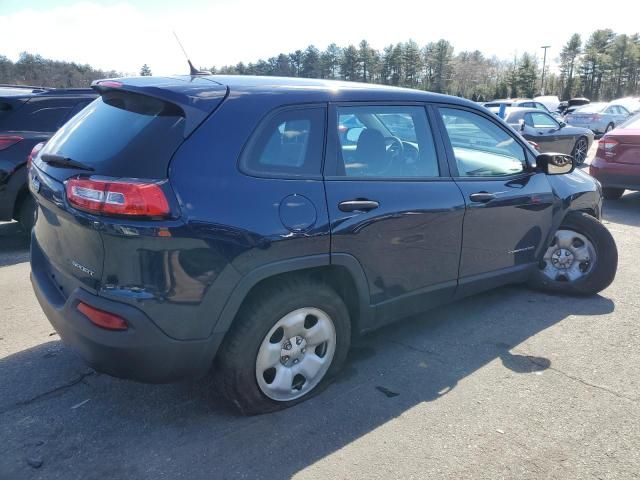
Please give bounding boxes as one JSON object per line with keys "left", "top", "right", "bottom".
{"left": 338, "top": 199, "right": 380, "bottom": 212}
{"left": 469, "top": 192, "right": 496, "bottom": 203}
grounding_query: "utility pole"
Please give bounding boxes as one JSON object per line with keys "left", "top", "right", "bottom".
{"left": 540, "top": 45, "right": 551, "bottom": 95}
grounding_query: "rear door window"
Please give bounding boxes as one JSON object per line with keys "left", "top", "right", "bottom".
{"left": 335, "top": 105, "right": 439, "bottom": 178}
{"left": 41, "top": 90, "right": 186, "bottom": 179}
{"left": 240, "top": 106, "right": 326, "bottom": 178}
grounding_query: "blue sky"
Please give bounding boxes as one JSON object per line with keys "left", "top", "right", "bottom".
{"left": 1, "top": 1, "right": 638, "bottom": 76}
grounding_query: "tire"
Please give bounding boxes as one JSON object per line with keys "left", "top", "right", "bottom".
{"left": 529, "top": 212, "right": 617, "bottom": 296}
{"left": 602, "top": 187, "right": 624, "bottom": 200}
{"left": 215, "top": 278, "right": 351, "bottom": 415}
{"left": 17, "top": 195, "right": 36, "bottom": 233}
{"left": 572, "top": 136, "right": 589, "bottom": 165}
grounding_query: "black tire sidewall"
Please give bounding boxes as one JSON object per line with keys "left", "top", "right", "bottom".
{"left": 18, "top": 195, "right": 36, "bottom": 233}
{"left": 217, "top": 282, "right": 351, "bottom": 415}
{"left": 602, "top": 188, "right": 624, "bottom": 200}
{"left": 530, "top": 213, "right": 617, "bottom": 295}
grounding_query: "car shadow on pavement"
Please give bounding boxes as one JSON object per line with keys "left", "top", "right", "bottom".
{"left": 0, "top": 285, "right": 615, "bottom": 479}
{"left": 0, "top": 222, "right": 29, "bottom": 267}
{"left": 602, "top": 192, "right": 640, "bottom": 228}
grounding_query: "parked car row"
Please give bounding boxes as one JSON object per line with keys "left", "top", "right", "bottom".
{"left": 482, "top": 96, "right": 638, "bottom": 164}
{"left": 0, "top": 85, "right": 97, "bottom": 231}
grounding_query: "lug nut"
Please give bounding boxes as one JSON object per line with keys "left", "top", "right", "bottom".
{"left": 281, "top": 355, "right": 289, "bottom": 362}
{"left": 284, "top": 342, "right": 291, "bottom": 350}
{"left": 293, "top": 359, "right": 299, "bottom": 364}
{"left": 301, "top": 348, "right": 306, "bottom": 353}
{"left": 296, "top": 337, "right": 302, "bottom": 345}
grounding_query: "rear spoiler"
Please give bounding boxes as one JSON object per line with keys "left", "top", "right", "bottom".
{"left": 91, "top": 76, "right": 229, "bottom": 136}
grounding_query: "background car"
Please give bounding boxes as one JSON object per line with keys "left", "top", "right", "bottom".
{"left": 0, "top": 84, "right": 96, "bottom": 231}
{"left": 534, "top": 95, "right": 561, "bottom": 112}
{"left": 612, "top": 97, "right": 640, "bottom": 114}
{"left": 485, "top": 99, "right": 564, "bottom": 121}
{"left": 557, "top": 97, "right": 590, "bottom": 116}
{"left": 565, "top": 102, "right": 632, "bottom": 135}
{"left": 502, "top": 107, "right": 594, "bottom": 164}
{"left": 590, "top": 112, "right": 640, "bottom": 199}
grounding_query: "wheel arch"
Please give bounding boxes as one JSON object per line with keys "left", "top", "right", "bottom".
{"left": 212, "top": 254, "right": 372, "bottom": 342}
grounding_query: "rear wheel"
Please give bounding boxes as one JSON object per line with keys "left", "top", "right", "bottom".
{"left": 216, "top": 278, "right": 351, "bottom": 415}
{"left": 602, "top": 187, "right": 624, "bottom": 200}
{"left": 572, "top": 137, "right": 589, "bottom": 165}
{"left": 17, "top": 195, "right": 36, "bottom": 233}
{"left": 529, "top": 212, "right": 617, "bottom": 295}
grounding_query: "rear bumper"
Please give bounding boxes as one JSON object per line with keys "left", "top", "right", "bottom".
{"left": 590, "top": 157, "right": 640, "bottom": 191}
{"left": 30, "top": 239, "right": 224, "bottom": 383}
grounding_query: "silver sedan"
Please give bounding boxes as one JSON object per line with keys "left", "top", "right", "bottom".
{"left": 565, "top": 102, "right": 632, "bottom": 135}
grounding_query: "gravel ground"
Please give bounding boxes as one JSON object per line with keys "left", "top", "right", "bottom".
{"left": 1, "top": 143, "right": 639, "bottom": 479}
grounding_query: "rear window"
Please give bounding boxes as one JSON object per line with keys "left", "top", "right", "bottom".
{"left": 574, "top": 103, "right": 606, "bottom": 114}
{"left": 41, "top": 91, "right": 186, "bottom": 179}
{"left": 239, "top": 106, "right": 326, "bottom": 178}
{"left": 621, "top": 113, "right": 640, "bottom": 129}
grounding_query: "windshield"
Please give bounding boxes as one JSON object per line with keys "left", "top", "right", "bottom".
{"left": 375, "top": 113, "right": 418, "bottom": 142}
{"left": 575, "top": 103, "right": 607, "bottom": 114}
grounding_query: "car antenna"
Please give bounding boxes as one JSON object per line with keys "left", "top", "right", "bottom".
{"left": 173, "top": 31, "right": 209, "bottom": 76}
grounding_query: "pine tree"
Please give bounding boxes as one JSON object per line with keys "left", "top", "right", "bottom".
{"left": 139, "top": 64, "right": 152, "bottom": 76}
{"left": 517, "top": 53, "right": 538, "bottom": 98}
{"left": 559, "top": 34, "right": 581, "bottom": 100}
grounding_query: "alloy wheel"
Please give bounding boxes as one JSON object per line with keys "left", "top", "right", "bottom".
{"left": 573, "top": 138, "right": 588, "bottom": 165}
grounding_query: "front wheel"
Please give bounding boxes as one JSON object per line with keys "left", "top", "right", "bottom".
{"left": 572, "top": 137, "right": 589, "bottom": 165}
{"left": 529, "top": 212, "right": 617, "bottom": 295}
{"left": 602, "top": 187, "right": 624, "bottom": 200}
{"left": 215, "top": 279, "right": 351, "bottom": 415}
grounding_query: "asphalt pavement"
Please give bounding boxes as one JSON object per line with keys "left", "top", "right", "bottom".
{"left": 1, "top": 147, "right": 639, "bottom": 479}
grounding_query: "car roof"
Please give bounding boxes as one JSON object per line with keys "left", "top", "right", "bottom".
{"left": 487, "top": 106, "right": 539, "bottom": 117}
{"left": 0, "top": 84, "right": 96, "bottom": 99}
{"left": 98, "top": 74, "right": 478, "bottom": 108}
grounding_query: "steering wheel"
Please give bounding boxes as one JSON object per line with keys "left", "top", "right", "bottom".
{"left": 385, "top": 136, "right": 404, "bottom": 160}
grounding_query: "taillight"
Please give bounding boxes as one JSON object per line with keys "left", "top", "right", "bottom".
{"left": 65, "top": 177, "right": 170, "bottom": 217}
{"left": 27, "top": 142, "right": 45, "bottom": 169}
{"left": 0, "top": 135, "right": 23, "bottom": 151}
{"left": 601, "top": 137, "right": 619, "bottom": 158}
{"left": 77, "top": 302, "right": 128, "bottom": 330}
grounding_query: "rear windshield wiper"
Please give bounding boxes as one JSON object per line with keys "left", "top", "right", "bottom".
{"left": 40, "top": 154, "right": 94, "bottom": 171}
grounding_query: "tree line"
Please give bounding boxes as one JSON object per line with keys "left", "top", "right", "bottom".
{"left": 2, "top": 29, "right": 639, "bottom": 101}
{"left": 0, "top": 52, "right": 119, "bottom": 88}
{"left": 212, "top": 30, "right": 640, "bottom": 101}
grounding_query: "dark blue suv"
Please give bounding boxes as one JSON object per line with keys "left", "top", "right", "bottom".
{"left": 29, "top": 75, "right": 617, "bottom": 414}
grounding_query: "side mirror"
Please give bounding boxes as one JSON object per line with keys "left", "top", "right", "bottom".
{"left": 558, "top": 121, "right": 567, "bottom": 128}
{"left": 536, "top": 152, "right": 575, "bottom": 175}
{"left": 518, "top": 119, "right": 525, "bottom": 131}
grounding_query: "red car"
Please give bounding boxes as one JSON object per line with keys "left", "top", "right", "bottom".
{"left": 590, "top": 113, "right": 640, "bottom": 199}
